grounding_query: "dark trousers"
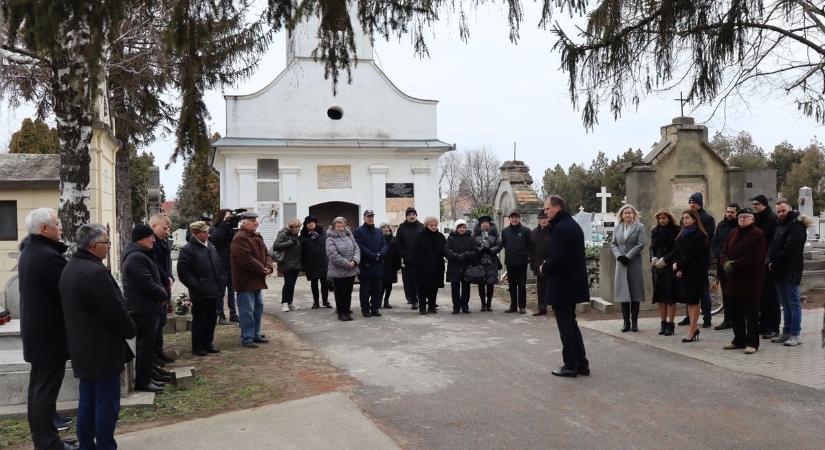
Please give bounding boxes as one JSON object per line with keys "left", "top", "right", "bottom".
{"left": 131, "top": 312, "right": 159, "bottom": 386}
{"left": 155, "top": 301, "right": 168, "bottom": 357}
{"left": 281, "top": 269, "right": 299, "bottom": 304}
{"left": 536, "top": 275, "right": 547, "bottom": 311}
{"left": 217, "top": 266, "right": 236, "bottom": 317}
{"left": 401, "top": 266, "right": 418, "bottom": 304}
{"left": 419, "top": 286, "right": 438, "bottom": 311}
{"left": 191, "top": 297, "right": 218, "bottom": 352}
{"left": 477, "top": 283, "right": 494, "bottom": 304}
{"left": 310, "top": 277, "right": 330, "bottom": 304}
{"left": 359, "top": 277, "right": 383, "bottom": 313}
{"left": 28, "top": 362, "right": 66, "bottom": 450}
{"left": 451, "top": 281, "right": 471, "bottom": 310}
{"left": 760, "top": 271, "right": 781, "bottom": 333}
{"left": 728, "top": 296, "right": 760, "bottom": 348}
{"left": 333, "top": 276, "right": 355, "bottom": 314}
{"left": 382, "top": 282, "right": 393, "bottom": 304}
{"left": 77, "top": 374, "right": 121, "bottom": 450}
{"left": 553, "top": 304, "right": 589, "bottom": 370}
{"left": 507, "top": 265, "right": 527, "bottom": 310}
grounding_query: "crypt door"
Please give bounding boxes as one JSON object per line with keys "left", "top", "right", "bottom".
{"left": 309, "top": 202, "right": 360, "bottom": 230}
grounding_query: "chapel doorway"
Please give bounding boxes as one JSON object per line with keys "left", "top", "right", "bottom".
{"left": 309, "top": 201, "right": 360, "bottom": 230}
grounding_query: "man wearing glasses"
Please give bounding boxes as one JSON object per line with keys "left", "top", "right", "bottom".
{"left": 60, "top": 224, "right": 135, "bottom": 450}
{"left": 121, "top": 224, "right": 170, "bottom": 392}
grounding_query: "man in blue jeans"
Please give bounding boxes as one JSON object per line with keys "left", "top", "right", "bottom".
{"left": 230, "top": 213, "right": 275, "bottom": 348}
{"left": 768, "top": 200, "right": 810, "bottom": 346}
{"left": 60, "top": 224, "right": 136, "bottom": 450}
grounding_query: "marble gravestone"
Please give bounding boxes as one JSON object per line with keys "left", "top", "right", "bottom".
{"left": 798, "top": 187, "right": 817, "bottom": 242}
{"left": 573, "top": 207, "right": 595, "bottom": 242}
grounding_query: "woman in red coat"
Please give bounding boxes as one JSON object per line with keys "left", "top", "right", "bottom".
{"left": 720, "top": 208, "right": 767, "bottom": 354}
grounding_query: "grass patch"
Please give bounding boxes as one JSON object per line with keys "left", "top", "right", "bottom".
{"left": 0, "top": 419, "right": 30, "bottom": 448}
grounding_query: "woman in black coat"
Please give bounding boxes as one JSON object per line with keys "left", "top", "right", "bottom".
{"left": 472, "top": 216, "right": 501, "bottom": 312}
{"left": 300, "top": 215, "right": 331, "bottom": 309}
{"left": 413, "top": 217, "right": 446, "bottom": 315}
{"left": 445, "top": 220, "right": 477, "bottom": 314}
{"left": 380, "top": 223, "right": 400, "bottom": 309}
{"left": 650, "top": 209, "right": 680, "bottom": 336}
{"left": 657, "top": 209, "right": 710, "bottom": 343}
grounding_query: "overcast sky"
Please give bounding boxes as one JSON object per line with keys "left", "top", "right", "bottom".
{"left": 1, "top": 2, "right": 821, "bottom": 201}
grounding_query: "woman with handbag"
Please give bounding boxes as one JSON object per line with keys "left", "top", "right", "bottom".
{"left": 656, "top": 209, "right": 710, "bottom": 343}
{"left": 472, "top": 215, "right": 502, "bottom": 312}
{"left": 326, "top": 217, "right": 361, "bottom": 321}
{"left": 610, "top": 204, "right": 646, "bottom": 333}
{"left": 273, "top": 218, "right": 303, "bottom": 312}
{"left": 445, "top": 220, "right": 477, "bottom": 314}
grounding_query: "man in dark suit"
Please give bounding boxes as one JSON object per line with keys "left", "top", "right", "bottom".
{"left": 60, "top": 224, "right": 136, "bottom": 450}
{"left": 18, "top": 208, "right": 75, "bottom": 450}
{"left": 540, "top": 195, "right": 590, "bottom": 378}
{"left": 149, "top": 213, "right": 175, "bottom": 364}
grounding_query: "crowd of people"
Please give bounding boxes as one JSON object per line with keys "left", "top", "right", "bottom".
{"left": 14, "top": 189, "right": 813, "bottom": 449}
{"left": 634, "top": 193, "right": 811, "bottom": 352}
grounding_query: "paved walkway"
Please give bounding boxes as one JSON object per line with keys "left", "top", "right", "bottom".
{"left": 266, "top": 287, "right": 825, "bottom": 449}
{"left": 117, "top": 392, "right": 399, "bottom": 450}
{"left": 580, "top": 308, "right": 825, "bottom": 390}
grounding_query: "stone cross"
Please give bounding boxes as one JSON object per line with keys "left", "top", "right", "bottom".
{"left": 596, "top": 186, "right": 612, "bottom": 214}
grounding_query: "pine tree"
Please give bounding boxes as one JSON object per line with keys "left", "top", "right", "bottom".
{"left": 8, "top": 118, "right": 59, "bottom": 154}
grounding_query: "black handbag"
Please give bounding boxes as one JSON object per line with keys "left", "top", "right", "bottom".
{"left": 464, "top": 265, "right": 486, "bottom": 284}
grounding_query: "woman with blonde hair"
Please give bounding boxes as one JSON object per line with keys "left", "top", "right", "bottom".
{"left": 650, "top": 209, "right": 680, "bottom": 336}
{"left": 326, "top": 217, "right": 361, "bottom": 321}
{"left": 610, "top": 204, "right": 646, "bottom": 332}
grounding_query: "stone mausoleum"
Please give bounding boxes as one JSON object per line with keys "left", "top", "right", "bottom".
{"left": 211, "top": 12, "right": 453, "bottom": 243}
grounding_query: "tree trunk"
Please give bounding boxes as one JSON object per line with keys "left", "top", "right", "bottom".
{"left": 52, "top": 14, "right": 95, "bottom": 245}
{"left": 115, "top": 137, "right": 132, "bottom": 255}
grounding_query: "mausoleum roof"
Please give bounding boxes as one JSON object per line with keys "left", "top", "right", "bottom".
{"left": 213, "top": 137, "right": 454, "bottom": 150}
{"left": 0, "top": 154, "right": 59, "bottom": 190}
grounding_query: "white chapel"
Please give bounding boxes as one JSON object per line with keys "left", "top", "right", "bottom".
{"left": 211, "top": 14, "right": 453, "bottom": 242}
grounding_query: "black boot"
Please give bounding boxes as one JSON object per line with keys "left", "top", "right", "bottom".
{"left": 630, "top": 302, "right": 640, "bottom": 332}
{"left": 621, "top": 303, "right": 631, "bottom": 332}
{"left": 664, "top": 322, "right": 675, "bottom": 336}
{"left": 658, "top": 321, "right": 667, "bottom": 335}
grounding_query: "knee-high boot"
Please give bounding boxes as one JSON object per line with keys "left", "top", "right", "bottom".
{"left": 631, "top": 301, "right": 640, "bottom": 332}
{"left": 621, "top": 303, "right": 631, "bottom": 332}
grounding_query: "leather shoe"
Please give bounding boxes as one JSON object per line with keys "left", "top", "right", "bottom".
{"left": 152, "top": 371, "right": 173, "bottom": 382}
{"left": 505, "top": 308, "right": 517, "bottom": 313}
{"left": 253, "top": 337, "right": 269, "bottom": 344}
{"left": 154, "top": 366, "right": 172, "bottom": 376}
{"left": 551, "top": 366, "right": 578, "bottom": 378}
{"left": 136, "top": 382, "right": 164, "bottom": 393}
{"left": 362, "top": 311, "right": 372, "bottom": 317}
{"left": 677, "top": 316, "right": 690, "bottom": 326}
{"left": 532, "top": 309, "right": 547, "bottom": 316}
{"left": 702, "top": 318, "right": 712, "bottom": 328}
{"left": 193, "top": 349, "right": 208, "bottom": 356}
{"left": 577, "top": 367, "right": 591, "bottom": 376}
{"left": 714, "top": 321, "right": 732, "bottom": 331}
{"left": 371, "top": 310, "right": 382, "bottom": 317}
{"left": 157, "top": 351, "right": 176, "bottom": 363}
{"left": 242, "top": 342, "right": 259, "bottom": 348}
{"left": 150, "top": 378, "right": 166, "bottom": 386}
{"left": 206, "top": 346, "right": 220, "bottom": 353}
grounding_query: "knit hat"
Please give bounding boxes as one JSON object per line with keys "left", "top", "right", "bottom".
{"left": 131, "top": 224, "right": 154, "bottom": 242}
{"left": 688, "top": 192, "right": 704, "bottom": 207}
{"left": 405, "top": 207, "right": 417, "bottom": 216}
{"left": 189, "top": 221, "right": 209, "bottom": 233}
{"left": 751, "top": 194, "right": 769, "bottom": 207}
{"left": 455, "top": 219, "right": 468, "bottom": 229}
{"left": 304, "top": 215, "right": 318, "bottom": 225}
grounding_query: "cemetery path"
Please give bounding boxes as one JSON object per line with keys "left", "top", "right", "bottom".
{"left": 265, "top": 286, "right": 825, "bottom": 450}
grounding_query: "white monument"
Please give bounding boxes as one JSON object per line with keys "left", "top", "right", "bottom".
{"left": 799, "top": 186, "right": 817, "bottom": 242}
{"left": 593, "top": 186, "right": 617, "bottom": 236}
{"left": 573, "top": 206, "right": 595, "bottom": 242}
{"left": 211, "top": 10, "right": 453, "bottom": 243}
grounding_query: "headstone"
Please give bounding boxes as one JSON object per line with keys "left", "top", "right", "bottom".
{"left": 573, "top": 207, "right": 594, "bottom": 242}
{"left": 596, "top": 186, "right": 612, "bottom": 214}
{"left": 799, "top": 187, "right": 817, "bottom": 241}
{"left": 3, "top": 276, "right": 19, "bottom": 319}
{"left": 172, "top": 229, "right": 188, "bottom": 249}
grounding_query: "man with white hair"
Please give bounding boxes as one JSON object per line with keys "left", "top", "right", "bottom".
{"left": 231, "top": 213, "right": 275, "bottom": 348}
{"left": 148, "top": 214, "right": 175, "bottom": 364}
{"left": 18, "top": 208, "right": 76, "bottom": 449}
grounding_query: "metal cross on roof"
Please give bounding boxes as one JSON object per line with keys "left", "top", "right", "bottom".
{"left": 674, "top": 91, "right": 688, "bottom": 117}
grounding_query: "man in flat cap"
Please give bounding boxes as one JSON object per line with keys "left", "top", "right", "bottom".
{"left": 230, "top": 213, "right": 275, "bottom": 348}
{"left": 178, "top": 221, "right": 225, "bottom": 356}
{"left": 501, "top": 211, "right": 531, "bottom": 313}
